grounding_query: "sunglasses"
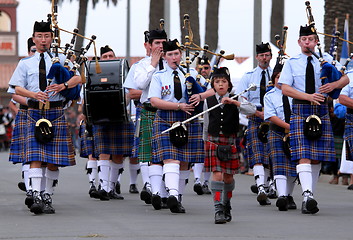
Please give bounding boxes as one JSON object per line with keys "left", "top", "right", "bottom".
{"left": 200, "top": 66, "right": 210, "bottom": 70}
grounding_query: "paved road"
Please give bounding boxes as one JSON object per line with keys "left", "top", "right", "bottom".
{"left": 0, "top": 150, "right": 352, "bottom": 240}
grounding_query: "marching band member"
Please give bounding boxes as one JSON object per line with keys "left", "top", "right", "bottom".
{"left": 9, "top": 20, "right": 81, "bottom": 214}
{"left": 133, "top": 29, "right": 168, "bottom": 209}
{"left": 203, "top": 67, "right": 256, "bottom": 224}
{"left": 264, "top": 64, "right": 297, "bottom": 211}
{"left": 148, "top": 39, "right": 213, "bottom": 213}
{"left": 279, "top": 25, "right": 348, "bottom": 214}
{"left": 235, "top": 42, "right": 273, "bottom": 206}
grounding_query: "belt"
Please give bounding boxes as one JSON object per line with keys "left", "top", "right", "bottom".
{"left": 347, "top": 108, "right": 353, "bottom": 114}
{"left": 19, "top": 104, "right": 28, "bottom": 110}
{"left": 256, "top": 106, "right": 263, "bottom": 111}
{"left": 293, "top": 98, "right": 327, "bottom": 105}
{"left": 28, "top": 100, "right": 63, "bottom": 109}
{"left": 143, "top": 103, "right": 157, "bottom": 112}
{"left": 269, "top": 123, "right": 285, "bottom": 133}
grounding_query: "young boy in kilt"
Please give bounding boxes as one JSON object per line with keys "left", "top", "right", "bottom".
{"left": 264, "top": 64, "right": 297, "bottom": 211}
{"left": 203, "top": 67, "right": 256, "bottom": 224}
{"left": 279, "top": 25, "right": 349, "bottom": 214}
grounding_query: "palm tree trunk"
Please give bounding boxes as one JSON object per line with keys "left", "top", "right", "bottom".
{"left": 179, "top": 0, "right": 200, "bottom": 47}
{"left": 75, "top": 0, "right": 88, "bottom": 51}
{"left": 149, "top": 0, "right": 164, "bottom": 30}
{"left": 205, "top": 0, "right": 219, "bottom": 52}
{"left": 270, "top": 0, "right": 284, "bottom": 46}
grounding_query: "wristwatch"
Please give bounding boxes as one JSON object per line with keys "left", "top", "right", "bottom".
{"left": 64, "top": 82, "right": 69, "bottom": 89}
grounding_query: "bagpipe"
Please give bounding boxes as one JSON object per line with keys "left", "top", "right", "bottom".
{"left": 162, "top": 84, "right": 257, "bottom": 147}
{"left": 177, "top": 14, "right": 235, "bottom": 114}
{"left": 305, "top": 1, "right": 352, "bottom": 99}
{"left": 35, "top": 0, "right": 100, "bottom": 144}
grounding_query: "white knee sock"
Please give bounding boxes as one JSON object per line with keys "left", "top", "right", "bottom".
{"left": 149, "top": 165, "right": 163, "bottom": 194}
{"left": 296, "top": 164, "right": 312, "bottom": 200}
{"left": 45, "top": 169, "right": 59, "bottom": 195}
{"left": 193, "top": 163, "right": 204, "bottom": 183}
{"left": 87, "top": 160, "right": 98, "bottom": 184}
{"left": 274, "top": 175, "right": 287, "bottom": 197}
{"left": 179, "top": 170, "right": 190, "bottom": 196}
{"left": 163, "top": 163, "right": 180, "bottom": 197}
{"left": 286, "top": 176, "right": 296, "bottom": 196}
{"left": 98, "top": 160, "right": 110, "bottom": 192}
{"left": 253, "top": 165, "right": 265, "bottom": 187}
{"left": 129, "top": 163, "right": 140, "bottom": 185}
{"left": 203, "top": 171, "right": 211, "bottom": 184}
{"left": 22, "top": 164, "right": 30, "bottom": 190}
{"left": 160, "top": 180, "right": 168, "bottom": 198}
{"left": 110, "top": 162, "right": 123, "bottom": 192}
{"left": 311, "top": 163, "right": 321, "bottom": 194}
{"left": 28, "top": 168, "right": 43, "bottom": 192}
{"left": 264, "top": 167, "right": 271, "bottom": 187}
{"left": 140, "top": 162, "right": 150, "bottom": 186}
{"left": 40, "top": 167, "right": 46, "bottom": 192}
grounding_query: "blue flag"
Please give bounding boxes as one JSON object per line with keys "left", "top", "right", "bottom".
{"left": 329, "top": 26, "right": 337, "bottom": 56}
{"left": 340, "top": 17, "right": 349, "bottom": 64}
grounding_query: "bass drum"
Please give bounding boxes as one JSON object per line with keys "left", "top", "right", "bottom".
{"left": 84, "top": 59, "right": 130, "bottom": 125}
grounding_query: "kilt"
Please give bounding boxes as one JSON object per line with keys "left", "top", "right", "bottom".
{"left": 9, "top": 109, "right": 27, "bottom": 164}
{"left": 138, "top": 108, "right": 156, "bottom": 162}
{"left": 25, "top": 107, "right": 76, "bottom": 166}
{"left": 93, "top": 122, "right": 134, "bottom": 156}
{"left": 204, "top": 134, "right": 240, "bottom": 175}
{"left": 79, "top": 123, "right": 95, "bottom": 159}
{"left": 290, "top": 104, "right": 335, "bottom": 162}
{"left": 344, "top": 113, "right": 353, "bottom": 161}
{"left": 151, "top": 110, "right": 204, "bottom": 163}
{"left": 268, "top": 130, "right": 297, "bottom": 177}
{"left": 131, "top": 106, "right": 141, "bottom": 158}
{"left": 246, "top": 115, "right": 269, "bottom": 168}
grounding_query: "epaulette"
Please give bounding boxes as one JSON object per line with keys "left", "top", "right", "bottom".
{"left": 244, "top": 68, "right": 256, "bottom": 74}
{"left": 21, "top": 55, "right": 35, "bottom": 61}
{"left": 154, "top": 68, "right": 167, "bottom": 75}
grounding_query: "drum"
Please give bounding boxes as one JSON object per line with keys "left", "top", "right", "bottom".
{"left": 84, "top": 59, "right": 130, "bottom": 124}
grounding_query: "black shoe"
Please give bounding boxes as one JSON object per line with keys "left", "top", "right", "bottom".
{"left": 267, "top": 186, "right": 278, "bottom": 199}
{"left": 202, "top": 182, "right": 211, "bottom": 194}
{"left": 287, "top": 195, "right": 297, "bottom": 210}
{"left": 25, "top": 190, "right": 34, "bottom": 209}
{"left": 250, "top": 184, "right": 258, "bottom": 194}
{"left": 18, "top": 182, "right": 26, "bottom": 192}
{"left": 140, "top": 183, "right": 152, "bottom": 204}
{"left": 115, "top": 182, "right": 121, "bottom": 194}
{"left": 108, "top": 190, "right": 124, "bottom": 200}
{"left": 170, "top": 201, "right": 186, "bottom": 213}
{"left": 347, "top": 184, "right": 353, "bottom": 190}
{"left": 89, "top": 185, "right": 100, "bottom": 199}
{"left": 193, "top": 183, "right": 204, "bottom": 195}
{"left": 161, "top": 197, "right": 169, "bottom": 209}
{"left": 151, "top": 194, "right": 162, "bottom": 210}
{"left": 30, "top": 191, "right": 44, "bottom": 214}
{"left": 257, "top": 189, "right": 271, "bottom": 206}
{"left": 214, "top": 204, "right": 226, "bottom": 224}
{"left": 42, "top": 193, "right": 55, "bottom": 214}
{"left": 276, "top": 196, "right": 288, "bottom": 211}
{"left": 167, "top": 195, "right": 178, "bottom": 211}
{"left": 224, "top": 201, "right": 232, "bottom": 222}
{"left": 97, "top": 189, "right": 110, "bottom": 201}
{"left": 129, "top": 184, "right": 139, "bottom": 194}
{"left": 305, "top": 197, "right": 319, "bottom": 214}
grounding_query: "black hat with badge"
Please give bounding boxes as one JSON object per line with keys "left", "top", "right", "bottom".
{"left": 148, "top": 29, "right": 167, "bottom": 41}
{"left": 256, "top": 42, "right": 272, "bottom": 54}
{"left": 33, "top": 21, "right": 52, "bottom": 34}
{"left": 197, "top": 55, "right": 210, "bottom": 66}
{"left": 27, "top": 37, "right": 35, "bottom": 53}
{"left": 100, "top": 45, "right": 114, "bottom": 56}
{"left": 162, "top": 39, "right": 180, "bottom": 52}
{"left": 299, "top": 24, "right": 317, "bottom": 37}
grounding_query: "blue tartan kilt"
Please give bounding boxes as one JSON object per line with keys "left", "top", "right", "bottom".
{"left": 25, "top": 108, "right": 76, "bottom": 166}
{"left": 131, "top": 106, "right": 141, "bottom": 159}
{"left": 9, "top": 109, "right": 27, "bottom": 164}
{"left": 268, "top": 130, "right": 297, "bottom": 177}
{"left": 93, "top": 122, "right": 134, "bottom": 156}
{"left": 79, "top": 123, "right": 95, "bottom": 159}
{"left": 151, "top": 110, "right": 204, "bottom": 163}
{"left": 290, "top": 104, "right": 335, "bottom": 162}
{"left": 246, "top": 115, "right": 269, "bottom": 168}
{"left": 344, "top": 113, "right": 353, "bottom": 161}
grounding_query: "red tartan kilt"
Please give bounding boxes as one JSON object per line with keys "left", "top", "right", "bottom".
{"left": 204, "top": 134, "right": 240, "bottom": 175}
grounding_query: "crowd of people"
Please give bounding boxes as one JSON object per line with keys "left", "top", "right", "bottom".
{"left": 6, "top": 16, "right": 353, "bottom": 225}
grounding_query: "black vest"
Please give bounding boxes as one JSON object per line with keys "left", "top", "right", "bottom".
{"left": 206, "top": 95, "right": 239, "bottom": 137}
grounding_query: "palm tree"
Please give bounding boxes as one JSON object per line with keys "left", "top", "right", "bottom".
{"left": 149, "top": 0, "right": 164, "bottom": 31}
{"left": 270, "top": 0, "right": 284, "bottom": 46}
{"left": 179, "top": 0, "right": 200, "bottom": 47}
{"left": 204, "top": 0, "right": 219, "bottom": 53}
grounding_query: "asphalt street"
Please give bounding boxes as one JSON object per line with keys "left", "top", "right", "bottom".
{"left": 0, "top": 150, "right": 352, "bottom": 240}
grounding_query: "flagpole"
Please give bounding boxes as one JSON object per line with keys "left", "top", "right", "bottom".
{"left": 346, "top": 14, "right": 350, "bottom": 54}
